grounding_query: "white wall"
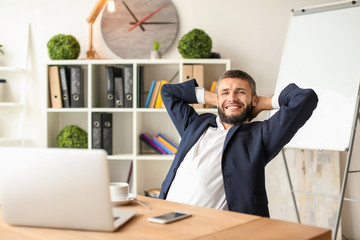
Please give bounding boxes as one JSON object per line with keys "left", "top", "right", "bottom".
{"left": 0, "top": 0, "right": 339, "bottom": 147}
{"left": 3, "top": 0, "right": 358, "bottom": 238}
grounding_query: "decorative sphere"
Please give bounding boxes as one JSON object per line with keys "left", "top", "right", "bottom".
{"left": 177, "top": 29, "right": 212, "bottom": 59}
{"left": 47, "top": 34, "right": 80, "bottom": 60}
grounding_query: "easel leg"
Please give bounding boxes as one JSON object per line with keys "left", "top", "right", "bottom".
{"left": 282, "top": 149, "right": 301, "bottom": 223}
{"left": 333, "top": 116, "right": 359, "bottom": 240}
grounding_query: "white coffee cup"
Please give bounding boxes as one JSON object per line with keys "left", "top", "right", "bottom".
{"left": 109, "top": 182, "right": 129, "bottom": 202}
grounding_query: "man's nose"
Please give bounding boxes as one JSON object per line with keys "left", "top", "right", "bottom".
{"left": 228, "top": 92, "right": 236, "bottom": 101}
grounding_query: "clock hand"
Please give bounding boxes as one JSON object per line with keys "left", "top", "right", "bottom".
{"left": 122, "top": 1, "right": 145, "bottom": 31}
{"left": 130, "top": 21, "right": 177, "bottom": 25}
{"left": 128, "top": 3, "right": 167, "bottom": 31}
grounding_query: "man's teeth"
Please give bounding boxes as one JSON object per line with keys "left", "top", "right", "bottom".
{"left": 227, "top": 106, "right": 240, "bottom": 109}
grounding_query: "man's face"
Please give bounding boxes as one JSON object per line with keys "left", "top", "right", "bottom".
{"left": 217, "top": 78, "right": 257, "bottom": 126}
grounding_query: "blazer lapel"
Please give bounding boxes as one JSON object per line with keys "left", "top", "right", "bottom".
{"left": 177, "top": 116, "right": 217, "bottom": 162}
{"left": 223, "top": 124, "right": 241, "bottom": 151}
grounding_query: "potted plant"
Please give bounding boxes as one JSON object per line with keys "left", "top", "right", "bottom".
{"left": 150, "top": 41, "right": 161, "bottom": 59}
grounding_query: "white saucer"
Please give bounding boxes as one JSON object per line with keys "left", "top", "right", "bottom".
{"left": 111, "top": 193, "right": 136, "bottom": 206}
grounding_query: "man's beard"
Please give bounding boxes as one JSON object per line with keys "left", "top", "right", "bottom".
{"left": 218, "top": 102, "right": 254, "bottom": 125}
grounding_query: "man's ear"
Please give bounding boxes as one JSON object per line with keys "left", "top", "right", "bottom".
{"left": 252, "top": 95, "right": 258, "bottom": 107}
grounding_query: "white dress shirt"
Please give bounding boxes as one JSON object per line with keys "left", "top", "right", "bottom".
{"left": 166, "top": 115, "right": 229, "bottom": 210}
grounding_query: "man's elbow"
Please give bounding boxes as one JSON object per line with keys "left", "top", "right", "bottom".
{"left": 305, "top": 88, "right": 319, "bottom": 110}
{"left": 161, "top": 84, "right": 171, "bottom": 99}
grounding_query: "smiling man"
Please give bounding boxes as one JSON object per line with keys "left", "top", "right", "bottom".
{"left": 159, "top": 70, "right": 318, "bottom": 217}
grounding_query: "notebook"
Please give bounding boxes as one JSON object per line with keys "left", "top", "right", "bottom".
{"left": 0, "top": 147, "right": 136, "bottom": 231}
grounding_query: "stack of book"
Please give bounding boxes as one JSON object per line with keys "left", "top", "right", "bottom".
{"left": 140, "top": 133, "right": 178, "bottom": 155}
{"left": 144, "top": 80, "right": 169, "bottom": 108}
{"left": 48, "top": 65, "right": 84, "bottom": 108}
{"left": 205, "top": 80, "right": 217, "bottom": 108}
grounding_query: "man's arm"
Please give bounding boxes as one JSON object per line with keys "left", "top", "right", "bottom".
{"left": 249, "top": 96, "right": 273, "bottom": 121}
{"left": 204, "top": 90, "right": 217, "bottom": 106}
{"left": 161, "top": 80, "right": 200, "bottom": 137}
{"left": 262, "top": 83, "right": 318, "bottom": 161}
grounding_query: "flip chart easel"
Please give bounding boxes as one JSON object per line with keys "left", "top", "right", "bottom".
{"left": 272, "top": 1, "right": 360, "bottom": 239}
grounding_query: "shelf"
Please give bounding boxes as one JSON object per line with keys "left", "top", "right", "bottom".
{"left": 0, "top": 24, "right": 29, "bottom": 148}
{"left": 46, "top": 107, "right": 214, "bottom": 113}
{"left": 47, "top": 108, "right": 90, "bottom": 113}
{"left": 90, "top": 108, "right": 134, "bottom": 113}
{"left": 48, "top": 58, "right": 231, "bottom": 66}
{"left": 0, "top": 66, "right": 27, "bottom": 147}
{"left": 0, "top": 102, "right": 23, "bottom": 108}
{"left": 136, "top": 154, "right": 175, "bottom": 161}
{"left": 135, "top": 108, "right": 167, "bottom": 113}
{"left": 0, "top": 66, "right": 25, "bottom": 73}
{"left": 107, "top": 154, "right": 134, "bottom": 160}
{"left": 46, "top": 59, "right": 231, "bottom": 195}
{"left": 0, "top": 138, "right": 22, "bottom": 146}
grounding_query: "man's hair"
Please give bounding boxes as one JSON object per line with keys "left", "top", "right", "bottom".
{"left": 217, "top": 70, "right": 256, "bottom": 95}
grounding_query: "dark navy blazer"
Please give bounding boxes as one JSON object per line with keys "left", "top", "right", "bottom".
{"left": 159, "top": 79, "right": 318, "bottom": 217}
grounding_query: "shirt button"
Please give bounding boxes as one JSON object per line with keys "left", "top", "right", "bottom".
{"left": 162, "top": 192, "right": 166, "bottom": 197}
{"left": 172, "top": 168, "right": 177, "bottom": 173}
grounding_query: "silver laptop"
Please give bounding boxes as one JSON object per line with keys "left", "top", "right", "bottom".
{"left": 0, "top": 147, "right": 136, "bottom": 231}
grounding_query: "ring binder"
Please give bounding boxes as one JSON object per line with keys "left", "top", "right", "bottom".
{"left": 102, "top": 113, "right": 113, "bottom": 155}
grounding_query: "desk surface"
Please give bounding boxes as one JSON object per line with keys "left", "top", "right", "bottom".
{"left": 0, "top": 195, "right": 331, "bottom": 240}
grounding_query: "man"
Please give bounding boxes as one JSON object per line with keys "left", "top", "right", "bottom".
{"left": 159, "top": 70, "right": 318, "bottom": 217}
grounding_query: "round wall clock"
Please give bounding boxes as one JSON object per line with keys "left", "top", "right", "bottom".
{"left": 101, "top": 0, "right": 179, "bottom": 59}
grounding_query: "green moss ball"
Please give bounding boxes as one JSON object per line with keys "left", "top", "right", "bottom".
{"left": 177, "top": 29, "right": 212, "bottom": 59}
{"left": 47, "top": 34, "right": 80, "bottom": 60}
{"left": 56, "top": 125, "right": 88, "bottom": 148}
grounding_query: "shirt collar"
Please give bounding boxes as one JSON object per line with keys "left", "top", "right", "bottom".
{"left": 216, "top": 116, "right": 231, "bottom": 131}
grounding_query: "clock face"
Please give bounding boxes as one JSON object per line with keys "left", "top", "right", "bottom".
{"left": 101, "top": 0, "right": 179, "bottom": 59}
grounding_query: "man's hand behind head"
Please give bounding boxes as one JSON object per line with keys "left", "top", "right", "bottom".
{"left": 248, "top": 96, "right": 273, "bottom": 122}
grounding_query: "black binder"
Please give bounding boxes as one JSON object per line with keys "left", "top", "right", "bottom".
{"left": 124, "top": 66, "right": 133, "bottom": 108}
{"left": 92, "top": 112, "right": 102, "bottom": 149}
{"left": 106, "top": 67, "right": 115, "bottom": 108}
{"left": 102, "top": 113, "right": 113, "bottom": 155}
{"left": 106, "top": 66, "right": 123, "bottom": 108}
{"left": 114, "top": 76, "right": 124, "bottom": 108}
{"left": 137, "top": 66, "right": 144, "bottom": 108}
{"left": 59, "top": 66, "right": 70, "bottom": 108}
{"left": 70, "top": 67, "right": 83, "bottom": 108}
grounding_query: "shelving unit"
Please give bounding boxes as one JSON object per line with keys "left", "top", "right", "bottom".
{"left": 46, "top": 59, "right": 230, "bottom": 195}
{"left": 0, "top": 66, "right": 27, "bottom": 146}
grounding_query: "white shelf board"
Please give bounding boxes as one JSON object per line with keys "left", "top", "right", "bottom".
{"left": 107, "top": 154, "right": 134, "bottom": 160}
{"left": 47, "top": 108, "right": 89, "bottom": 113}
{"left": 135, "top": 108, "right": 167, "bottom": 113}
{"left": 0, "top": 138, "right": 22, "bottom": 145}
{"left": 0, "top": 66, "right": 25, "bottom": 72}
{"left": 0, "top": 102, "right": 23, "bottom": 107}
{"left": 47, "top": 58, "right": 231, "bottom": 66}
{"left": 136, "top": 154, "right": 174, "bottom": 161}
